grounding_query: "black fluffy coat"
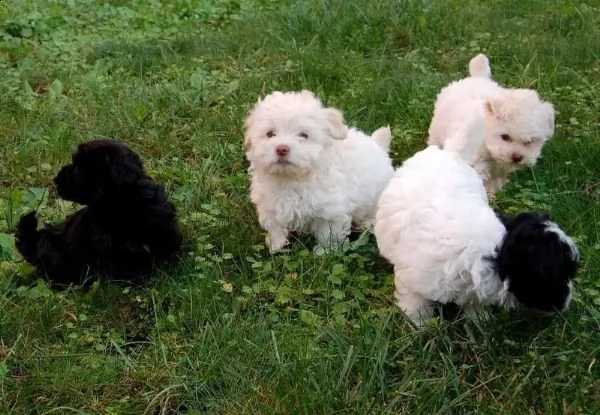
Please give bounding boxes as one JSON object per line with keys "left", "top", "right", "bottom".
{"left": 15, "top": 140, "right": 182, "bottom": 287}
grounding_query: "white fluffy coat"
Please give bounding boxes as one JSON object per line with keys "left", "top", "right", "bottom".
{"left": 245, "top": 90, "right": 394, "bottom": 252}
{"left": 428, "top": 54, "right": 555, "bottom": 195}
{"left": 375, "top": 120, "right": 518, "bottom": 324}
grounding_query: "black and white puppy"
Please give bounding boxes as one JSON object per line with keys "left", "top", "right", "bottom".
{"left": 375, "top": 119, "right": 579, "bottom": 326}
{"left": 15, "top": 140, "right": 183, "bottom": 287}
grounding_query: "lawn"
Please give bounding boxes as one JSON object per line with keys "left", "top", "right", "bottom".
{"left": 1, "top": 0, "right": 599, "bottom": 413}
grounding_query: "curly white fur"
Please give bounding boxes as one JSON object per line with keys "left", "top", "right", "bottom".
{"left": 375, "top": 117, "right": 579, "bottom": 324}
{"left": 245, "top": 90, "right": 394, "bottom": 253}
{"left": 376, "top": 115, "right": 578, "bottom": 326}
{"left": 376, "top": 119, "right": 517, "bottom": 325}
{"left": 428, "top": 54, "right": 555, "bottom": 195}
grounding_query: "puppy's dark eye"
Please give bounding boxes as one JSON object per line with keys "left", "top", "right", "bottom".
{"left": 298, "top": 132, "right": 309, "bottom": 139}
{"left": 501, "top": 134, "right": 512, "bottom": 142}
{"left": 266, "top": 130, "right": 276, "bottom": 138}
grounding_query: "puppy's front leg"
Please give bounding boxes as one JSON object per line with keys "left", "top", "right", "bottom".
{"left": 485, "top": 175, "right": 508, "bottom": 197}
{"left": 258, "top": 212, "right": 289, "bottom": 253}
{"left": 16, "top": 212, "right": 78, "bottom": 285}
{"left": 312, "top": 216, "right": 351, "bottom": 251}
{"left": 394, "top": 288, "right": 433, "bottom": 327}
{"left": 15, "top": 212, "right": 41, "bottom": 263}
{"left": 474, "top": 162, "right": 502, "bottom": 197}
{"left": 266, "top": 229, "right": 289, "bottom": 253}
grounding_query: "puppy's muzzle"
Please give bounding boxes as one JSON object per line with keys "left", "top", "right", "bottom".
{"left": 54, "top": 164, "right": 77, "bottom": 197}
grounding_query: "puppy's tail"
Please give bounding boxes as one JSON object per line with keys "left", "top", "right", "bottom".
{"left": 442, "top": 115, "right": 485, "bottom": 165}
{"left": 15, "top": 211, "right": 41, "bottom": 264}
{"left": 371, "top": 126, "right": 393, "bottom": 152}
{"left": 468, "top": 54, "right": 491, "bottom": 78}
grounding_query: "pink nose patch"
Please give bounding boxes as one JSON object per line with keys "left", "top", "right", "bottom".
{"left": 276, "top": 145, "right": 289, "bottom": 157}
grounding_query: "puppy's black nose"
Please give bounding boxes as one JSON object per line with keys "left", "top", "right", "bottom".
{"left": 511, "top": 153, "right": 523, "bottom": 163}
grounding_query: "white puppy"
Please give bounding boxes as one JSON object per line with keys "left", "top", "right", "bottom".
{"left": 375, "top": 118, "right": 579, "bottom": 326}
{"left": 245, "top": 90, "right": 394, "bottom": 253}
{"left": 428, "top": 54, "right": 555, "bottom": 195}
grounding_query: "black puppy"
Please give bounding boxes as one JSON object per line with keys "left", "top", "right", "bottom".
{"left": 15, "top": 140, "right": 183, "bottom": 287}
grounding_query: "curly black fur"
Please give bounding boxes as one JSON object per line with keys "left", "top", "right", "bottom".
{"left": 15, "top": 140, "right": 183, "bottom": 287}
{"left": 495, "top": 212, "right": 579, "bottom": 312}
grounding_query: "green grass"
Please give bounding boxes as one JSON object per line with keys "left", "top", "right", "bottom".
{"left": 1, "top": 0, "right": 600, "bottom": 413}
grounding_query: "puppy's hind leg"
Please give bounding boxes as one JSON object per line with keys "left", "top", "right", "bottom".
{"left": 108, "top": 242, "right": 155, "bottom": 285}
{"left": 394, "top": 288, "right": 434, "bottom": 327}
{"left": 351, "top": 204, "right": 376, "bottom": 231}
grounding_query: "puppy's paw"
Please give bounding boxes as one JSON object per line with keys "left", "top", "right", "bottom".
{"left": 15, "top": 211, "right": 40, "bottom": 260}
{"left": 267, "top": 233, "right": 289, "bottom": 254}
{"left": 312, "top": 243, "right": 343, "bottom": 256}
{"left": 313, "top": 237, "right": 349, "bottom": 255}
{"left": 395, "top": 291, "right": 433, "bottom": 329}
{"left": 313, "top": 245, "right": 327, "bottom": 256}
{"left": 16, "top": 211, "right": 39, "bottom": 235}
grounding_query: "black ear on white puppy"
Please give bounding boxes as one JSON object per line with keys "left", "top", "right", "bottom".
{"left": 496, "top": 212, "right": 579, "bottom": 312}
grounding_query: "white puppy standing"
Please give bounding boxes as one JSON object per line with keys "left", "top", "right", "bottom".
{"left": 375, "top": 117, "right": 579, "bottom": 326}
{"left": 244, "top": 90, "right": 394, "bottom": 253}
{"left": 428, "top": 54, "right": 555, "bottom": 195}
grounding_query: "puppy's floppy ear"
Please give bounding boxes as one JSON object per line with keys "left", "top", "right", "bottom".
{"left": 542, "top": 102, "right": 555, "bottom": 138}
{"left": 325, "top": 108, "right": 348, "bottom": 140}
{"left": 243, "top": 132, "right": 252, "bottom": 151}
{"left": 243, "top": 104, "right": 260, "bottom": 151}
{"left": 484, "top": 98, "right": 504, "bottom": 120}
{"left": 106, "top": 145, "right": 146, "bottom": 186}
{"left": 75, "top": 141, "right": 94, "bottom": 157}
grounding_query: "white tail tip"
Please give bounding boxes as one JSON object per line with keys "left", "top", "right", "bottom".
{"left": 468, "top": 54, "right": 491, "bottom": 78}
{"left": 442, "top": 116, "right": 485, "bottom": 165}
{"left": 372, "top": 126, "right": 392, "bottom": 152}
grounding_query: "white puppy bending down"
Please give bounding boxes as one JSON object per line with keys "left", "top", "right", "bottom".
{"left": 375, "top": 117, "right": 579, "bottom": 326}
{"left": 428, "top": 54, "right": 555, "bottom": 195}
{"left": 245, "top": 90, "right": 394, "bottom": 253}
